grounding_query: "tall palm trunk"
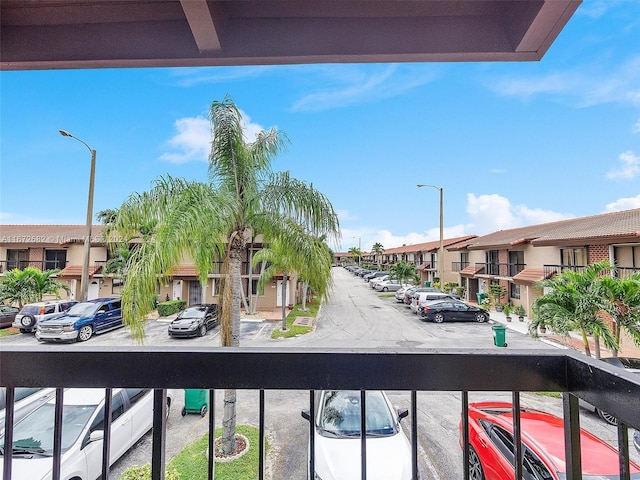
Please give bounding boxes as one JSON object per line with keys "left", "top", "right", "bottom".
{"left": 301, "top": 280, "right": 309, "bottom": 311}
{"left": 281, "top": 270, "right": 288, "bottom": 330}
{"left": 220, "top": 241, "right": 244, "bottom": 454}
{"left": 580, "top": 328, "right": 592, "bottom": 357}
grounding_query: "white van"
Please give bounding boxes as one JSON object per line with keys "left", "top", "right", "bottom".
{"left": 409, "top": 292, "right": 455, "bottom": 314}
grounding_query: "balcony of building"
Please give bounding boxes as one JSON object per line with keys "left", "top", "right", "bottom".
{"left": 2, "top": 346, "right": 640, "bottom": 480}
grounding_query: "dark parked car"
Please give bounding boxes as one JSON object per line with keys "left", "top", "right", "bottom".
{"left": 36, "top": 297, "right": 123, "bottom": 342}
{"left": 420, "top": 300, "right": 488, "bottom": 323}
{"left": 168, "top": 304, "right": 219, "bottom": 338}
{"left": 0, "top": 305, "right": 19, "bottom": 328}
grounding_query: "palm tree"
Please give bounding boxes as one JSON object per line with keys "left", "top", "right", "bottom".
{"left": 597, "top": 273, "right": 640, "bottom": 357}
{"left": 389, "top": 261, "right": 419, "bottom": 286}
{"left": 0, "top": 267, "right": 70, "bottom": 308}
{"left": 531, "top": 260, "right": 616, "bottom": 357}
{"left": 348, "top": 246, "right": 361, "bottom": 266}
{"left": 110, "top": 96, "right": 339, "bottom": 454}
{"left": 253, "top": 225, "right": 334, "bottom": 327}
{"left": 371, "top": 242, "right": 384, "bottom": 270}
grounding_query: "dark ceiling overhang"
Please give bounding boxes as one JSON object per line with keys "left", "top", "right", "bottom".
{"left": 1, "top": 0, "right": 581, "bottom": 71}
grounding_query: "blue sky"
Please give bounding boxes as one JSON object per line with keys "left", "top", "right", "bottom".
{"left": 2, "top": 0, "right": 640, "bottom": 253}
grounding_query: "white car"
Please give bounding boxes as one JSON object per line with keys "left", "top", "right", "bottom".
{"left": 409, "top": 291, "right": 455, "bottom": 314}
{"left": 373, "top": 280, "right": 409, "bottom": 292}
{"left": 0, "top": 387, "right": 57, "bottom": 436}
{"left": 301, "top": 390, "right": 413, "bottom": 480}
{"left": 369, "top": 274, "right": 389, "bottom": 288}
{"left": 0, "top": 388, "right": 174, "bottom": 480}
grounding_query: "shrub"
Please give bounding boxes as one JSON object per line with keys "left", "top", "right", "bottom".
{"left": 157, "top": 300, "right": 187, "bottom": 317}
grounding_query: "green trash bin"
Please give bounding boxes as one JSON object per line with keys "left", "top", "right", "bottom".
{"left": 181, "top": 389, "right": 209, "bottom": 417}
{"left": 476, "top": 292, "right": 488, "bottom": 305}
{"left": 424, "top": 281, "right": 431, "bottom": 287}
{"left": 492, "top": 324, "right": 507, "bottom": 347}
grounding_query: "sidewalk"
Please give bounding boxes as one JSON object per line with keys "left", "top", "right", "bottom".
{"left": 488, "top": 309, "right": 602, "bottom": 355}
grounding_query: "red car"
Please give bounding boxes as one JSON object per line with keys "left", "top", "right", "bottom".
{"left": 461, "top": 401, "right": 640, "bottom": 480}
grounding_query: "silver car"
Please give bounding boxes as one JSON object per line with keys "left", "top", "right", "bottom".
{"left": 13, "top": 299, "right": 77, "bottom": 333}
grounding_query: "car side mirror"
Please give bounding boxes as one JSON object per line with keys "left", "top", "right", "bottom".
{"left": 301, "top": 409, "right": 311, "bottom": 421}
{"left": 397, "top": 408, "right": 409, "bottom": 421}
{"left": 89, "top": 430, "right": 104, "bottom": 443}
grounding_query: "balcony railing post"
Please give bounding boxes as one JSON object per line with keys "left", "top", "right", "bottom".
{"left": 102, "top": 388, "right": 113, "bottom": 480}
{"left": 309, "top": 390, "right": 315, "bottom": 479}
{"left": 151, "top": 389, "right": 168, "bottom": 480}
{"left": 461, "top": 391, "right": 469, "bottom": 480}
{"left": 562, "top": 392, "right": 581, "bottom": 480}
{"left": 617, "top": 422, "right": 631, "bottom": 480}
{"left": 2, "top": 387, "right": 14, "bottom": 480}
{"left": 207, "top": 389, "right": 215, "bottom": 480}
{"left": 52, "top": 388, "right": 64, "bottom": 480}
{"left": 411, "top": 391, "right": 418, "bottom": 480}
{"left": 259, "top": 389, "right": 265, "bottom": 480}
{"left": 512, "top": 392, "right": 523, "bottom": 480}
{"left": 360, "top": 390, "right": 367, "bottom": 480}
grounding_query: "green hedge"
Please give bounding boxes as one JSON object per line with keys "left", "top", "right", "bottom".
{"left": 158, "top": 300, "right": 187, "bottom": 317}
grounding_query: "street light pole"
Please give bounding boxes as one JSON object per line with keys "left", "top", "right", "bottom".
{"left": 60, "top": 130, "right": 96, "bottom": 302}
{"left": 417, "top": 184, "right": 444, "bottom": 286}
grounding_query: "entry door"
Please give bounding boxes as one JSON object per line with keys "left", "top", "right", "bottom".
{"left": 188, "top": 281, "right": 202, "bottom": 305}
{"left": 87, "top": 281, "right": 100, "bottom": 300}
{"left": 172, "top": 280, "right": 182, "bottom": 300}
{"left": 276, "top": 280, "right": 290, "bottom": 307}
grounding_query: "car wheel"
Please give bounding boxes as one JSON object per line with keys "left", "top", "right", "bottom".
{"left": 181, "top": 407, "right": 187, "bottom": 417}
{"left": 20, "top": 315, "right": 36, "bottom": 328}
{"left": 434, "top": 313, "right": 445, "bottom": 323}
{"left": 166, "top": 398, "right": 171, "bottom": 419}
{"left": 475, "top": 313, "right": 487, "bottom": 323}
{"left": 382, "top": 287, "right": 388, "bottom": 292}
{"left": 77, "top": 325, "right": 93, "bottom": 342}
{"left": 198, "top": 324, "right": 207, "bottom": 337}
{"left": 200, "top": 404, "right": 208, "bottom": 417}
{"left": 597, "top": 409, "right": 618, "bottom": 426}
{"left": 468, "top": 445, "right": 485, "bottom": 480}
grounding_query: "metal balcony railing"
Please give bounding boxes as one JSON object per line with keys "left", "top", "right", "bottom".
{"left": 452, "top": 261, "right": 469, "bottom": 272}
{"left": 475, "top": 262, "right": 526, "bottom": 277}
{"left": 2, "top": 347, "right": 640, "bottom": 480}
{"left": 0, "top": 260, "right": 67, "bottom": 273}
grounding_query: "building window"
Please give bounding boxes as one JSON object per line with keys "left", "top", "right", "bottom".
{"left": 460, "top": 252, "right": 469, "bottom": 269}
{"left": 510, "top": 282, "right": 520, "bottom": 299}
{"left": 561, "top": 248, "right": 586, "bottom": 268}
{"left": 45, "top": 250, "right": 67, "bottom": 270}
{"left": 211, "top": 279, "right": 219, "bottom": 296}
{"left": 7, "top": 249, "right": 28, "bottom": 270}
{"left": 486, "top": 250, "right": 499, "bottom": 275}
{"left": 112, "top": 278, "right": 124, "bottom": 294}
{"left": 251, "top": 279, "right": 261, "bottom": 296}
{"left": 508, "top": 251, "right": 524, "bottom": 276}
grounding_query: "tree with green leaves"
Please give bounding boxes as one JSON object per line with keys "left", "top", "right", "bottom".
{"left": 109, "top": 95, "right": 340, "bottom": 454}
{"left": 253, "top": 225, "right": 334, "bottom": 328}
{"left": 0, "top": 267, "right": 70, "bottom": 308}
{"left": 348, "top": 246, "right": 362, "bottom": 265}
{"left": 371, "top": 242, "right": 384, "bottom": 270}
{"left": 530, "top": 260, "right": 616, "bottom": 357}
{"left": 597, "top": 273, "right": 640, "bottom": 357}
{"left": 389, "top": 261, "right": 419, "bottom": 286}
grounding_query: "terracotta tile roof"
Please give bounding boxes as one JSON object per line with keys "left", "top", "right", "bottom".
{"left": 512, "top": 267, "right": 553, "bottom": 284}
{"left": 0, "top": 225, "right": 105, "bottom": 245}
{"left": 381, "top": 236, "right": 477, "bottom": 254}
{"left": 460, "top": 264, "right": 484, "bottom": 276}
{"left": 464, "top": 209, "right": 640, "bottom": 249}
{"left": 168, "top": 265, "right": 198, "bottom": 277}
{"left": 58, "top": 264, "right": 102, "bottom": 277}
{"left": 417, "top": 262, "right": 431, "bottom": 270}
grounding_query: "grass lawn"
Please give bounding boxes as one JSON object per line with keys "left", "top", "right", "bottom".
{"left": 120, "top": 425, "right": 262, "bottom": 480}
{"left": 0, "top": 327, "right": 20, "bottom": 337}
{"left": 271, "top": 302, "right": 319, "bottom": 339}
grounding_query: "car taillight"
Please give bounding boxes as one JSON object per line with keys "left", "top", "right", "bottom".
{"left": 423, "top": 306, "right": 431, "bottom": 312}
{"left": 40, "top": 306, "right": 45, "bottom": 314}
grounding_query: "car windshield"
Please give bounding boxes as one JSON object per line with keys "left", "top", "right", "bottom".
{"left": 318, "top": 391, "right": 397, "bottom": 437}
{"left": 0, "top": 402, "right": 98, "bottom": 455}
{"left": 65, "top": 302, "right": 100, "bottom": 317}
{"left": 178, "top": 307, "right": 206, "bottom": 319}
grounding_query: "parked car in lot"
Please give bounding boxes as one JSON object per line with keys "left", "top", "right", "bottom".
{"left": 369, "top": 274, "right": 389, "bottom": 288}
{"left": 374, "top": 279, "right": 408, "bottom": 292}
{"left": 364, "top": 271, "right": 388, "bottom": 281}
{"left": 36, "top": 298, "right": 122, "bottom": 343}
{"left": 12, "top": 299, "right": 77, "bottom": 333}
{"left": 301, "top": 390, "right": 413, "bottom": 480}
{"left": 402, "top": 286, "right": 442, "bottom": 305}
{"left": 579, "top": 356, "right": 640, "bottom": 425}
{"left": 420, "top": 300, "right": 488, "bottom": 323}
{"left": 0, "top": 305, "right": 19, "bottom": 329}
{"left": 461, "top": 401, "right": 640, "bottom": 480}
{"left": 409, "top": 292, "right": 455, "bottom": 314}
{"left": 0, "top": 387, "right": 174, "bottom": 480}
{"left": 0, "top": 387, "right": 57, "bottom": 436}
{"left": 168, "top": 304, "right": 219, "bottom": 338}
{"left": 395, "top": 286, "right": 412, "bottom": 302}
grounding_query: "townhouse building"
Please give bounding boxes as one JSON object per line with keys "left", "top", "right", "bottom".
{"left": 0, "top": 224, "right": 294, "bottom": 311}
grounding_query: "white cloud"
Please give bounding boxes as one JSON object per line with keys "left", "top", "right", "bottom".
{"left": 486, "top": 55, "right": 640, "bottom": 107}
{"left": 465, "top": 193, "right": 572, "bottom": 235}
{"left": 159, "top": 110, "right": 265, "bottom": 164}
{"left": 291, "top": 64, "right": 440, "bottom": 112}
{"left": 606, "top": 150, "right": 640, "bottom": 180}
{"left": 605, "top": 194, "right": 640, "bottom": 211}
{"left": 159, "top": 116, "right": 210, "bottom": 164}
{"left": 633, "top": 118, "right": 640, "bottom": 134}
{"left": 167, "top": 66, "right": 275, "bottom": 87}
{"left": 336, "top": 209, "right": 358, "bottom": 222}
